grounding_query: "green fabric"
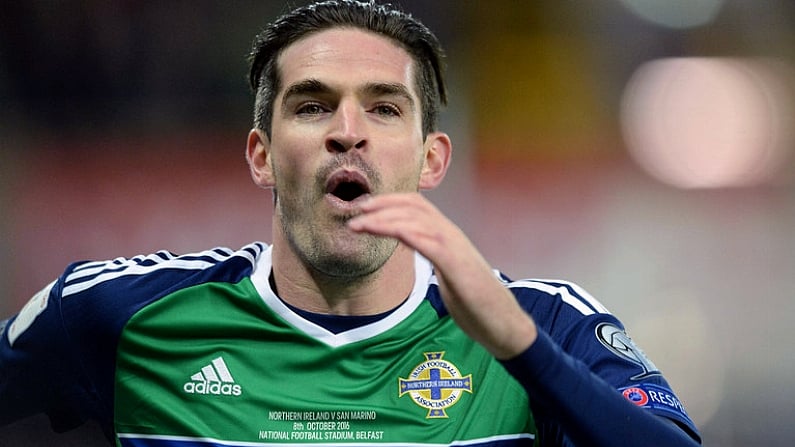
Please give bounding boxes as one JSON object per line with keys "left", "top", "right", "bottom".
{"left": 114, "top": 278, "right": 535, "bottom": 444}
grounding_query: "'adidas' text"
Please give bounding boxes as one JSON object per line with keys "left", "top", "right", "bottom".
{"left": 183, "top": 356, "right": 242, "bottom": 397}
{"left": 183, "top": 381, "right": 242, "bottom": 396}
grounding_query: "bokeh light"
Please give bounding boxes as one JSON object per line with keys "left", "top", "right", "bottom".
{"left": 620, "top": 57, "right": 795, "bottom": 189}
{"left": 618, "top": 0, "right": 726, "bottom": 29}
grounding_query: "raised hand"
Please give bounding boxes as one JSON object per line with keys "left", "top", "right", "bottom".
{"left": 347, "top": 192, "right": 537, "bottom": 359}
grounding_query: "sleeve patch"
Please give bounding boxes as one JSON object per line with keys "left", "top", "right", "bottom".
{"left": 620, "top": 383, "right": 692, "bottom": 421}
{"left": 8, "top": 281, "right": 55, "bottom": 347}
{"left": 595, "top": 322, "right": 660, "bottom": 380}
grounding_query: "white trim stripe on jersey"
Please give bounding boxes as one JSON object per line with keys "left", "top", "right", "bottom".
{"left": 69, "top": 252, "right": 176, "bottom": 278}
{"left": 61, "top": 245, "right": 261, "bottom": 298}
{"left": 63, "top": 260, "right": 216, "bottom": 298}
{"left": 455, "top": 269, "right": 609, "bottom": 317}
{"left": 68, "top": 247, "right": 236, "bottom": 280}
{"left": 116, "top": 432, "right": 535, "bottom": 446}
{"left": 508, "top": 280, "right": 610, "bottom": 316}
{"left": 549, "top": 279, "right": 610, "bottom": 314}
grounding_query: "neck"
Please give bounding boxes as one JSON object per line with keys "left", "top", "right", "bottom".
{"left": 270, "top": 228, "right": 416, "bottom": 316}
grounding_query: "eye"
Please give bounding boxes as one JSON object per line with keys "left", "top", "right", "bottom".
{"left": 296, "top": 103, "right": 327, "bottom": 115}
{"left": 372, "top": 103, "right": 401, "bottom": 117}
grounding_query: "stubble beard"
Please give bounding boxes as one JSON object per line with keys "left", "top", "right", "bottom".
{"left": 275, "top": 155, "right": 399, "bottom": 282}
{"left": 282, "top": 212, "right": 398, "bottom": 281}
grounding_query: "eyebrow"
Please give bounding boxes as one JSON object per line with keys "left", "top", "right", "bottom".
{"left": 281, "top": 78, "right": 330, "bottom": 102}
{"left": 281, "top": 79, "right": 416, "bottom": 110}
{"left": 361, "top": 82, "right": 416, "bottom": 110}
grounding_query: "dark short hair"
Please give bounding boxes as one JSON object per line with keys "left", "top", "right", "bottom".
{"left": 248, "top": 0, "right": 447, "bottom": 138}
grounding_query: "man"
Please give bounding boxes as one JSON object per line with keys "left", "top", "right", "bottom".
{"left": 1, "top": 1, "right": 700, "bottom": 446}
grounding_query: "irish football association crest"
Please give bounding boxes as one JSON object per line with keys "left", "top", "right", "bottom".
{"left": 398, "top": 352, "right": 473, "bottom": 418}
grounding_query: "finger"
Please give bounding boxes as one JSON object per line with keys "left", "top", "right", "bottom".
{"left": 350, "top": 207, "right": 442, "bottom": 252}
{"left": 348, "top": 194, "right": 432, "bottom": 235}
{"left": 353, "top": 207, "right": 474, "bottom": 274}
{"left": 349, "top": 196, "right": 449, "bottom": 252}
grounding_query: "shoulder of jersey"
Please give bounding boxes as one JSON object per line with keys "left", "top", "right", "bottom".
{"left": 60, "top": 242, "right": 268, "bottom": 299}
{"left": 497, "top": 272, "right": 612, "bottom": 317}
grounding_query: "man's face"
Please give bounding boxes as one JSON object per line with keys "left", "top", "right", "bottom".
{"left": 267, "top": 27, "right": 428, "bottom": 279}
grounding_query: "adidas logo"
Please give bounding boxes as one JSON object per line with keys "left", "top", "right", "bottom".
{"left": 183, "top": 357, "right": 242, "bottom": 396}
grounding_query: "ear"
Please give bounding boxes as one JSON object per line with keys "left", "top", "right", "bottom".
{"left": 246, "top": 128, "right": 275, "bottom": 189}
{"left": 419, "top": 131, "right": 452, "bottom": 190}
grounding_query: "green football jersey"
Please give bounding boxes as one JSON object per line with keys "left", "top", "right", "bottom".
{"left": 2, "top": 242, "right": 700, "bottom": 446}
{"left": 112, "top": 244, "right": 536, "bottom": 446}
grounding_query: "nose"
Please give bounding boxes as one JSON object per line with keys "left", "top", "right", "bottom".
{"left": 326, "top": 101, "right": 366, "bottom": 153}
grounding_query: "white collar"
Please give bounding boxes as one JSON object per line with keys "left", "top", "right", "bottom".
{"left": 249, "top": 245, "right": 433, "bottom": 348}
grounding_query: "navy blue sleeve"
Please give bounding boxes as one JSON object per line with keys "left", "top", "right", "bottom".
{"left": 499, "top": 278, "right": 701, "bottom": 446}
{"left": 502, "top": 330, "right": 700, "bottom": 446}
{"left": 0, "top": 280, "right": 103, "bottom": 434}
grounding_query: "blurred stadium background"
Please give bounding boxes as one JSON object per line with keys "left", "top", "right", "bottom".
{"left": 1, "top": 1, "right": 794, "bottom": 445}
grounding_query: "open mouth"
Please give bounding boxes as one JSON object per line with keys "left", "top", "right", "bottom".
{"left": 325, "top": 170, "right": 371, "bottom": 202}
